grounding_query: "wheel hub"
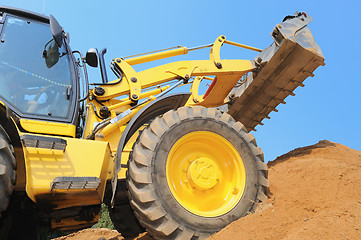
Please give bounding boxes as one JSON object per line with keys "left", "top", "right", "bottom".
{"left": 166, "top": 131, "right": 246, "bottom": 217}
{"left": 187, "top": 157, "right": 219, "bottom": 190}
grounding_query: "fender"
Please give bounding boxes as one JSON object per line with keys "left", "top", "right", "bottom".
{"left": 0, "top": 102, "right": 21, "bottom": 147}
{"left": 0, "top": 101, "right": 26, "bottom": 190}
{"left": 111, "top": 93, "right": 190, "bottom": 205}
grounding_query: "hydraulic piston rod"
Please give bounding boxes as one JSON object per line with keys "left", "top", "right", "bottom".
{"left": 125, "top": 47, "right": 188, "bottom": 65}
{"left": 124, "top": 40, "right": 261, "bottom": 66}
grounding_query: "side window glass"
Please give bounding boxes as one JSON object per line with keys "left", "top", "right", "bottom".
{"left": 0, "top": 16, "right": 72, "bottom": 118}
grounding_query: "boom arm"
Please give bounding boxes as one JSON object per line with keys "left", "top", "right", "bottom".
{"left": 90, "top": 36, "right": 259, "bottom": 108}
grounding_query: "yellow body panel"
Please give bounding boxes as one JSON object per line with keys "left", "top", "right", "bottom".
{"left": 20, "top": 119, "right": 76, "bottom": 137}
{"left": 23, "top": 136, "right": 113, "bottom": 209}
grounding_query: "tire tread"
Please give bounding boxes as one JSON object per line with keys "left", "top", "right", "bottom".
{"left": 128, "top": 106, "right": 269, "bottom": 239}
{"left": 109, "top": 180, "right": 145, "bottom": 238}
{"left": 0, "top": 127, "right": 16, "bottom": 219}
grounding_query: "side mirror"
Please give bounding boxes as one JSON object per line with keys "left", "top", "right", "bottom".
{"left": 49, "top": 15, "right": 63, "bottom": 48}
{"left": 86, "top": 48, "right": 99, "bottom": 67}
{"left": 43, "top": 39, "right": 60, "bottom": 68}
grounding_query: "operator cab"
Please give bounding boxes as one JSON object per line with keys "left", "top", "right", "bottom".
{"left": 0, "top": 6, "right": 80, "bottom": 136}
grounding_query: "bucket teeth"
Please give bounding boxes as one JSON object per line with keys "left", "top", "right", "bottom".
{"left": 253, "top": 120, "right": 264, "bottom": 126}
{"left": 258, "top": 113, "right": 270, "bottom": 120}
{"left": 303, "top": 70, "right": 315, "bottom": 77}
{"left": 266, "top": 106, "right": 278, "bottom": 112}
{"left": 291, "top": 80, "right": 305, "bottom": 87}
{"left": 271, "top": 98, "right": 286, "bottom": 105}
{"left": 282, "top": 89, "right": 295, "bottom": 96}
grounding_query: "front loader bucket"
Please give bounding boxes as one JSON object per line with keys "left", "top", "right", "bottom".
{"left": 226, "top": 12, "right": 325, "bottom": 131}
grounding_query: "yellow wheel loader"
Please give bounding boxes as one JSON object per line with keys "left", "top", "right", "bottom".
{"left": 0, "top": 6, "right": 324, "bottom": 240}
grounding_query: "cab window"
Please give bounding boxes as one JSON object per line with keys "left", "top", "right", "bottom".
{"left": 0, "top": 15, "right": 73, "bottom": 119}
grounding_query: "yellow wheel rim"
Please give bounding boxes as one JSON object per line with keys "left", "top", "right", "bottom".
{"left": 166, "top": 131, "right": 246, "bottom": 217}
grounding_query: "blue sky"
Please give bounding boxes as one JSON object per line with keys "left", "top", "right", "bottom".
{"left": 1, "top": 0, "right": 360, "bottom": 162}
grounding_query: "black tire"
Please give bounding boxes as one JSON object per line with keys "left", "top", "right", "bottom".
{"left": 5, "top": 192, "right": 45, "bottom": 240}
{"left": 127, "top": 106, "right": 269, "bottom": 240}
{"left": 0, "top": 125, "right": 16, "bottom": 238}
{"left": 109, "top": 180, "right": 144, "bottom": 238}
{"left": 0, "top": 126, "right": 16, "bottom": 217}
{"left": 0, "top": 210, "right": 11, "bottom": 240}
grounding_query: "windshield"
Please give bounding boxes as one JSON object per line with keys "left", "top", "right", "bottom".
{"left": 0, "top": 15, "right": 73, "bottom": 118}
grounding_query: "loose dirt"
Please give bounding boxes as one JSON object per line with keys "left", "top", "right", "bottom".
{"left": 53, "top": 228, "right": 152, "bottom": 240}
{"left": 209, "top": 140, "right": 361, "bottom": 240}
{"left": 54, "top": 140, "right": 361, "bottom": 240}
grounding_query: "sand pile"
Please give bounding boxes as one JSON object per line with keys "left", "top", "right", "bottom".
{"left": 209, "top": 140, "right": 361, "bottom": 240}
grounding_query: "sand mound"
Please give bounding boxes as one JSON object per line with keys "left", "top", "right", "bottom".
{"left": 53, "top": 228, "right": 153, "bottom": 240}
{"left": 54, "top": 140, "right": 361, "bottom": 240}
{"left": 209, "top": 140, "right": 361, "bottom": 240}
{"left": 53, "top": 228, "right": 122, "bottom": 240}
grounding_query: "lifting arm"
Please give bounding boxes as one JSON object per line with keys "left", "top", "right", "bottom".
{"left": 90, "top": 36, "right": 260, "bottom": 107}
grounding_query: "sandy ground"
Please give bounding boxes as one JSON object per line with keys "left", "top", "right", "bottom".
{"left": 54, "top": 140, "right": 361, "bottom": 240}
{"left": 209, "top": 140, "right": 361, "bottom": 240}
{"left": 53, "top": 228, "right": 153, "bottom": 240}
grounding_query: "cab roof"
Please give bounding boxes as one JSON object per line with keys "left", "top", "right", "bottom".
{"left": 0, "top": 5, "right": 49, "bottom": 23}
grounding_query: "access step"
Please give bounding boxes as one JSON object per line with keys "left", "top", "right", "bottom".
{"left": 50, "top": 177, "right": 101, "bottom": 191}
{"left": 21, "top": 134, "right": 67, "bottom": 151}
